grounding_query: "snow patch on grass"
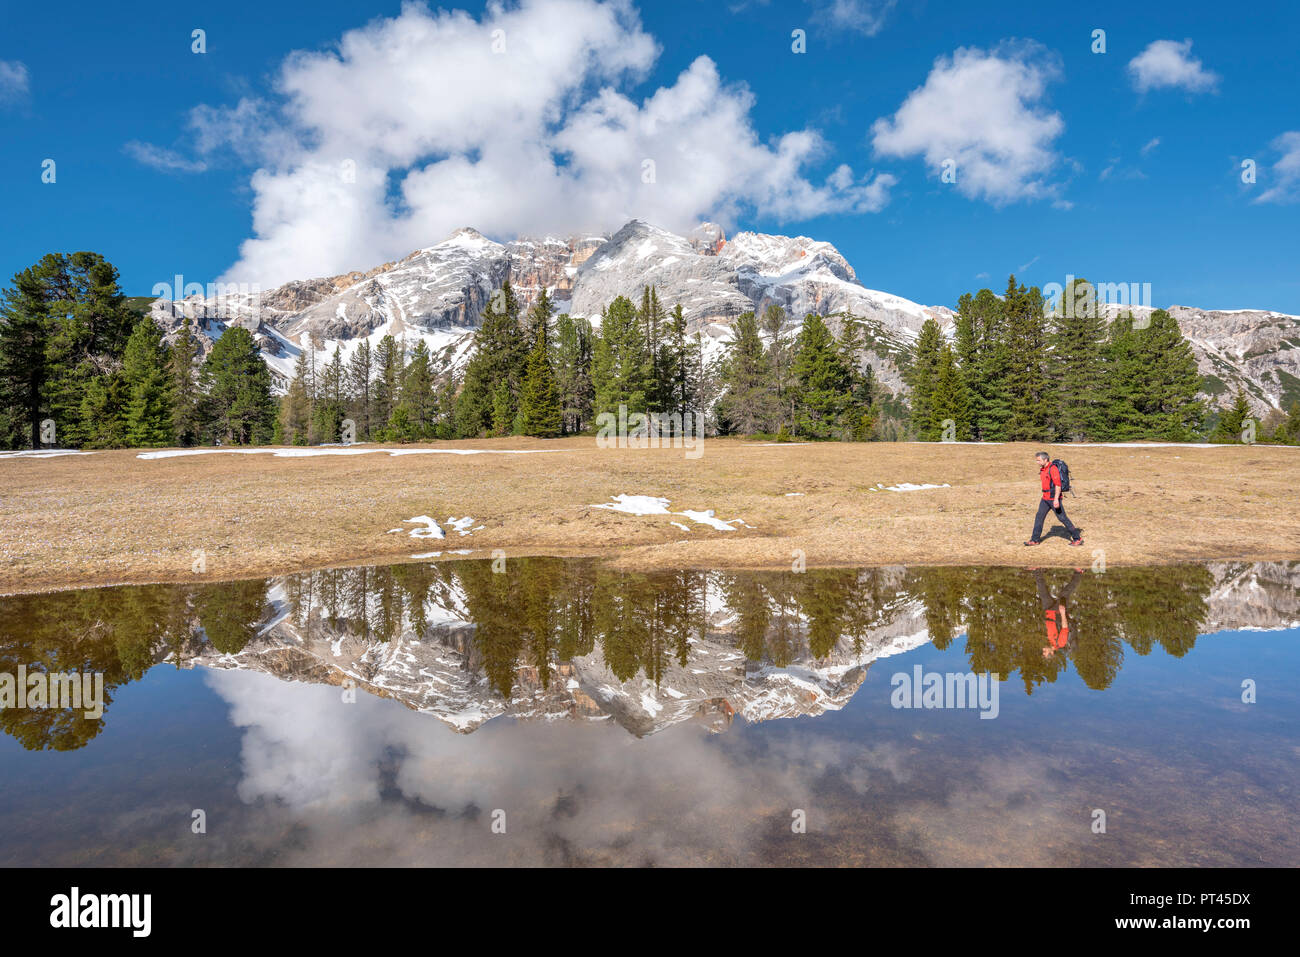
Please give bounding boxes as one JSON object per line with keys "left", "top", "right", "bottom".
{"left": 591, "top": 494, "right": 746, "bottom": 531}
{"left": 0, "top": 449, "right": 96, "bottom": 459}
{"left": 870, "top": 482, "right": 951, "bottom": 492}
{"left": 403, "top": 516, "right": 445, "bottom": 539}
{"left": 137, "top": 447, "right": 558, "bottom": 460}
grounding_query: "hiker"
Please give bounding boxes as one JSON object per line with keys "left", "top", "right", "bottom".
{"left": 1035, "top": 568, "right": 1084, "bottom": 658}
{"left": 1024, "top": 451, "right": 1083, "bottom": 547}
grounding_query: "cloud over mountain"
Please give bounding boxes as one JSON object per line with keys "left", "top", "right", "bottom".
{"left": 181, "top": 0, "right": 892, "bottom": 287}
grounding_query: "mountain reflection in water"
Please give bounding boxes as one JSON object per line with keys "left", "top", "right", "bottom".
{"left": 1, "top": 559, "right": 1298, "bottom": 867}
{"left": 1, "top": 559, "right": 1295, "bottom": 749}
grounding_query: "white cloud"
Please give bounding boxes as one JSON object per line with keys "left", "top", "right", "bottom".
{"left": 815, "top": 0, "right": 897, "bottom": 36}
{"left": 189, "top": 0, "right": 891, "bottom": 287}
{"left": 124, "top": 141, "right": 209, "bottom": 174}
{"left": 1140, "top": 136, "right": 1160, "bottom": 156}
{"left": 0, "top": 60, "right": 29, "bottom": 102}
{"left": 1254, "top": 131, "right": 1300, "bottom": 205}
{"left": 1128, "top": 39, "right": 1218, "bottom": 94}
{"left": 871, "top": 42, "right": 1065, "bottom": 205}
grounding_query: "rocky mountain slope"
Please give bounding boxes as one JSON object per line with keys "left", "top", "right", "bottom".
{"left": 148, "top": 221, "right": 1300, "bottom": 413}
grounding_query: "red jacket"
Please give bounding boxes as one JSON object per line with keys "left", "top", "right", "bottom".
{"left": 1040, "top": 463, "right": 1063, "bottom": 501}
{"left": 1045, "top": 609, "right": 1069, "bottom": 648}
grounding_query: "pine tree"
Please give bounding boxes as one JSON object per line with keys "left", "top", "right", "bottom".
{"left": 77, "top": 374, "right": 128, "bottom": 448}
{"left": 761, "top": 304, "right": 793, "bottom": 429}
{"left": 789, "top": 314, "right": 852, "bottom": 439}
{"left": 554, "top": 312, "right": 594, "bottom": 434}
{"left": 1050, "top": 278, "right": 1109, "bottom": 441}
{"left": 592, "top": 295, "right": 651, "bottom": 418}
{"left": 1103, "top": 309, "right": 1204, "bottom": 440}
{"left": 457, "top": 281, "right": 524, "bottom": 437}
{"left": 198, "top": 326, "right": 276, "bottom": 445}
{"left": 638, "top": 286, "right": 667, "bottom": 412}
{"left": 346, "top": 339, "right": 374, "bottom": 441}
{"left": 838, "top": 316, "right": 877, "bottom": 440}
{"left": 279, "top": 346, "right": 313, "bottom": 445}
{"left": 1002, "top": 276, "right": 1052, "bottom": 441}
{"left": 1211, "top": 386, "right": 1253, "bottom": 443}
{"left": 373, "top": 334, "right": 403, "bottom": 438}
{"left": 1275, "top": 402, "right": 1300, "bottom": 445}
{"left": 0, "top": 257, "right": 57, "bottom": 448}
{"left": 312, "top": 346, "right": 346, "bottom": 442}
{"left": 395, "top": 340, "right": 436, "bottom": 439}
{"left": 715, "top": 311, "right": 778, "bottom": 434}
{"left": 41, "top": 253, "right": 137, "bottom": 448}
{"left": 490, "top": 380, "right": 513, "bottom": 436}
{"left": 120, "top": 317, "right": 173, "bottom": 447}
{"left": 168, "top": 316, "right": 201, "bottom": 446}
{"left": 519, "top": 331, "right": 562, "bottom": 438}
{"left": 906, "top": 317, "right": 945, "bottom": 439}
{"left": 929, "top": 345, "right": 972, "bottom": 441}
{"left": 664, "top": 303, "right": 699, "bottom": 420}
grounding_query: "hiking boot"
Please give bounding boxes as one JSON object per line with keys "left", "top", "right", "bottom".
{"left": 1069, "top": 538, "right": 1084, "bottom": 547}
{"left": 1023, "top": 540, "right": 1040, "bottom": 546}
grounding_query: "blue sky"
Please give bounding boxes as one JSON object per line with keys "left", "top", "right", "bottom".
{"left": 1, "top": 0, "right": 1297, "bottom": 312}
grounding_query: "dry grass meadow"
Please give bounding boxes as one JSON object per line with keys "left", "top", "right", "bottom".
{"left": 1, "top": 437, "right": 1296, "bottom": 594}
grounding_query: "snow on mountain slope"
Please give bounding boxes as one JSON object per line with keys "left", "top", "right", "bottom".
{"left": 147, "top": 219, "right": 1299, "bottom": 411}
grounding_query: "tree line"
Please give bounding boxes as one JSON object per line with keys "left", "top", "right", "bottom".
{"left": 4, "top": 253, "right": 1297, "bottom": 449}
{"left": 0, "top": 252, "right": 276, "bottom": 449}
{"left": 906, "top": 275, "right": 1300, "bottom": 444}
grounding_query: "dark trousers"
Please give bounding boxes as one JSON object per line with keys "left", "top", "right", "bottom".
{"left": 1031, "top": 498, "right": 1080, "bottom": 542}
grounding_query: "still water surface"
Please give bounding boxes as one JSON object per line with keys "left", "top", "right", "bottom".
{"left": 1, "top": 559, "right": 1297, "bottom": 866}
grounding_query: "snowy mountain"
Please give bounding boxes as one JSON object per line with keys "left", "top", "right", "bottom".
{"left": 149, "top": 219, "right": 1300, "bottom": 413}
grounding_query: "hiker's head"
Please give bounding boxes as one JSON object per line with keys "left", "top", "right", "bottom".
{"left": 1035, "top": 451, "right": 1049, "bottom": 467}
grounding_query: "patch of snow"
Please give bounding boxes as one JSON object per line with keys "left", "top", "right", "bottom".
{"left": 403, "top": 516, "right": 445, "bottom": 539}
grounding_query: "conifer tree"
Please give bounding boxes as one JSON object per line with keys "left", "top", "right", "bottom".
{"left": 592, "top": 295, "right": 651, "bottom": 417}
{"left": 554, "top": 312, "right": 594, "bottom": 434}
{"left": 715, "top": 311, "right": 777, "bottom": 434}
{"left": 168, "top": 316, "right": 201, "bottom": 446}
{"left": 395, "top": 340, "right": 436, "bottom": 439}
{"left": 1103, "top": 309, "right": 1204, "bottom": 440}
{"left": 761, "top": 304, "right": 793, "bottom": 429}
{"left": 906, "top": 317, "right": 944, "bottom": 439}
{"left": 838, "top": 316, "right": 877, "bottom": 439}
{"left": 789, "top": 314, "right": 852, "bottom": 439}
{"left": 120, "top": 317, "right": 173, "bottom": 447}
{"left": 457, "top": 281, "right": 523, "bottom": 436}
{"left": 197, "top": 326, "right": 275, "bottom": 445}
{"left": 1050, "top": 278, "right": 1109, "bottom": 441}
{"left": 346, "top": 339, "right": 374, "bottom": 441}
{"left": 0, "top": 258, "right": 57, "bottom": 448}
{"left": 1002, "top": 276, "right": 1051, "bottom": 441}
{"left": 279, "top": 346, "right": 313, "bottom": 445}
{"left": 519, "top": 331, "right": 562, "bottom": 437}
{"left": 1211, "top": 385, "right": 1253, "bottom": 442}
{"left": 312, "top": 346, "right": 346, "bottom": 443}
{"left": 373, "top": 334, "right": 403, "bottom": 438}
{"left": 929, "top": 345, "right": 972, "bottom": 441}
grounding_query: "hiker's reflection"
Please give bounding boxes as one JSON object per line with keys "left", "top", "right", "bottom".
{"left": 1035, "top": 568, "right": 1084, "bottom": 658}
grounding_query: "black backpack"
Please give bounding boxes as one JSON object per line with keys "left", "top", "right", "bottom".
{"left": 1051, "top": 458, "right": 1072, "bottom": 494}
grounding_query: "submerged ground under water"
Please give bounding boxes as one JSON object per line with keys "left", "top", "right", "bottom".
{"left": 0, "top": 559, "right": 1297, "bottom": 866}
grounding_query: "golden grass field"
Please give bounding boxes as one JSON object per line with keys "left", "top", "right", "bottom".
{"left": 1, "top": 437, "right": 1296, "bottom": 594}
